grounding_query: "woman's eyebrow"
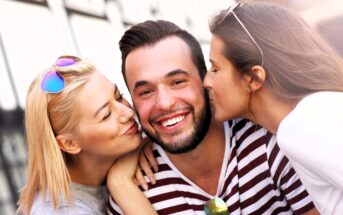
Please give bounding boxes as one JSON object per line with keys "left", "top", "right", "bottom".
{"left": 94, "top": 85, "right": 118, "bottom": 117}
{"left": 209, "top": 59, "right": 218, "bottom": 66}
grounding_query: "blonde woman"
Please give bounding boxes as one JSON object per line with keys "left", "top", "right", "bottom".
{"left": 17, "top": 56, "right": 156, "bottom": 214}
{"left": 204, "top": 2, "right": 343, "bottom": 214}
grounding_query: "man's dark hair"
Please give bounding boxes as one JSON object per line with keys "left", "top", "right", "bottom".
{"left": 119, "top": 20, "right": 207, "bottom": 82}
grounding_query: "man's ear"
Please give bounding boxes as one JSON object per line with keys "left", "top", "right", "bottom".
{"left": 243, "top": 65, "right": 266, "bottom": 92}
{"left": 56, "top": 134, "right": 82, "bottom": 155}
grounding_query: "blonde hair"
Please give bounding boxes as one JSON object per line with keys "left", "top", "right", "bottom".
{"left": 17, "top": 58, "right": 95, "bottom": 214}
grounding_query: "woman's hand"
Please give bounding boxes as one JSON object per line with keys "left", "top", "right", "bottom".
{"left": 107, "top": 138, "right": 157, "bottom": 215}
{"left": 107, "top": 147, "right": 140, "bottom": 189}
{"left": 135, "top": 136, "right": 158, "bottom": 190}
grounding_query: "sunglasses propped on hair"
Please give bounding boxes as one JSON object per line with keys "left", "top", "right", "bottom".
{"left": 222, "top": 2, "right": 264, "bottom": 66}
{"left": 41, "top": 55, "right": 81, "bottom": 93}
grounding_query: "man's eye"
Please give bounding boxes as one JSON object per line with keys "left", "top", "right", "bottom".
{"left": 172, "top": 79, "right": 185, "bottom": 85}
{"left": 139, "top": 89, "right": 152, "bottom": 97}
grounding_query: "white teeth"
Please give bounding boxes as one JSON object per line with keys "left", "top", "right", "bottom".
{"left": 161, "top": 115, "right": 185, "bottom": 127}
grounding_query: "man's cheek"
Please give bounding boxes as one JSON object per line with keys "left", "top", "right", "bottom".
{"left": 134, "top": 104, "right": 150, "bottom": 122}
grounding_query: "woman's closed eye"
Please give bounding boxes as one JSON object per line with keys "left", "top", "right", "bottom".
{"left": 116, "top": 93, "right": 123, "bottom": 101}
{"left": 209, "top": 66, "right": 218, "bottom": 73}
{"left": 102, "top": 111, "right": 112, "bottom": 121}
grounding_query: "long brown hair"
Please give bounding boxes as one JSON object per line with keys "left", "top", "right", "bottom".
{"left": 210, "top": 2, "right": 343, "bottom": 101}
{"left": 17, "top": 59, "right": 95, "bottom": 214}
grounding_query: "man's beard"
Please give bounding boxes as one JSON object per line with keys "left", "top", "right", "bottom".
{"left": 141, "top": 92, "right": 212, "bottom": 154}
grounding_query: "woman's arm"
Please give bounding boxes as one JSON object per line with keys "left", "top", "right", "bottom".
{"left": 135, "top": 138, "right": 158, "bottom": 190}
{"left": 107, "top": 148, "right": 157, "bottom": 215}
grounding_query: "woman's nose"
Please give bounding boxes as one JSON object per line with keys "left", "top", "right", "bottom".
{"left": 115, "top": 101, "right": 135, "bottom": 123}
{"left": 203, "top": 71, "right": 213, "bottom": 89}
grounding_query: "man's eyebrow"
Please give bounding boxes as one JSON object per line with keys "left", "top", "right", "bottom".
{"left": 166, "top": 69, "right": 190, "bottom": 77}
{"left": 133, "top": 80, "right": 149, "bottom": 92}
{"left": 94, "top": 85, "right": 117, "bottom": 117}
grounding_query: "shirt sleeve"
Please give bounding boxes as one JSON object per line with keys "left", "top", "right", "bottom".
{"left": 277, "top": 92, "right": 343, "bottom": 190}
{"left": 266, "top": 132, "right": 315, "bottom": 215}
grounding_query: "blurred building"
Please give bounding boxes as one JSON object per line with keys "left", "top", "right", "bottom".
{"left": 0, "top": 0, "right": 342, "bottom": 214}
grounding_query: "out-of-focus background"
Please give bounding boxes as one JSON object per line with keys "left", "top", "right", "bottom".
{"left": 0, "top": 0, "right": 342, "bottom": 214}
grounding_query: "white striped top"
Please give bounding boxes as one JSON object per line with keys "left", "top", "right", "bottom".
{"left": 108, "top": 119, "right": 315, "bottom": 215}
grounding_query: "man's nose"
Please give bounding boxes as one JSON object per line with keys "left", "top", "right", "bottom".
{"left": 155, "top": 87, "right": 176, "bottom": 111}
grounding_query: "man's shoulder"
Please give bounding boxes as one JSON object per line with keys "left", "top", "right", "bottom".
{"left": 227, "top": 118, "right": 260, "bottom": 133}
{"left": 227, "top": 118, "right": 271, "bottom": 138}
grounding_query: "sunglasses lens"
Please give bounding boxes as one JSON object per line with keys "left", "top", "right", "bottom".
{"left": 204, "top": 198, "right": 228, "bottom": 215}
{"left": 55, "top": 57, "right": 76, "bottom": 67}
{"left": 41, "top": 71, "right": 65, "bottom": 93}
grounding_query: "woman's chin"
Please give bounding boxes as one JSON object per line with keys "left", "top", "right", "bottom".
{"left": 214, "top": 112, "right": 235, "bottom": 123}
{"left": 214, "top": 113, "right": 225, "bottom": 122}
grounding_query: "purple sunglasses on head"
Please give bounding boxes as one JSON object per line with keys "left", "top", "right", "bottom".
{"left": 41, "top": 55, "right": 81, "bottom": 93}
